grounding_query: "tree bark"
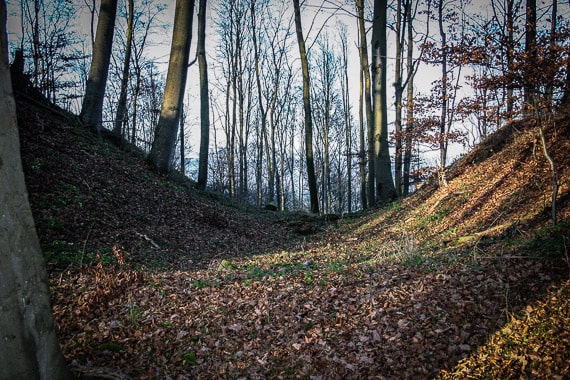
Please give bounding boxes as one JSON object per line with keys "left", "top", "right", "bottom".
{"left": 524, "top": 0, "right": 536, "bottom": 112}
{"left": 80, "top": 0, "right": 118, "bottom": 131}
{"left": 113, "top": 0, "right": 134, "bottom": 137}
{"left": 372, "top": 0, "right": 396, "bottom": 202}
{"left": 293, "top": 0, "right": 319, "bottom": 213}
{"left": 403, "top": 0, "right": 415, "bottom": 196}
{"left": 197, "top": 0, "right": 209, "bottom": 190}
{"left": 340, "top": 26, "right": 353, "bottom": 212}
{"left": 437, "top": 0, "right": 448, "bottom": 187}
{"left": 0, "top": 2, "right": 72, "bottom": 377}
{"left": 149, "top": 0, "right": 195, "bottom": 173}
{"left": 356, "top": 0, "right": 376, "bottom": 207}
{"left": 394, "top": 0, "right": 404, "bottom": 197}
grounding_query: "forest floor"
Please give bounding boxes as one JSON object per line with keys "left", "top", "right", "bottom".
{"left": 16, "top": 92, "right": 570, "bottom": 379}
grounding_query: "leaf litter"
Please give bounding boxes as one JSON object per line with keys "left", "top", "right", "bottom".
{"left": 17, "top": 95, "right": 570, "bottom": 378}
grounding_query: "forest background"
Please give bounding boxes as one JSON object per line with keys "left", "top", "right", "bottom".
{"left": 5, "top": 0, "right": 570, "bottom": 213}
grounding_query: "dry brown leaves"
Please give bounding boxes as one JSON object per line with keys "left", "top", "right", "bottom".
{"left": 50, "top": 246, "right": 569, "bottom": 379}
{"left": 17, "top": 95, "right": 570, "bottom": 378}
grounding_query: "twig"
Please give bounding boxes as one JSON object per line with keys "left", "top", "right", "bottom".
{"left": 134, "top": 232, "right": 160, "bottom": 249}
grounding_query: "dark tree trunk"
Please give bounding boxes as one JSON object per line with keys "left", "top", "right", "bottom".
{"left": 113, "top": 0, "right": 134, "bottom": 137}
{"left": 293, "top": 0, "right": 319, "bottom": 213}
{"left": 197, "top": 0, "right": 210, "bottom": 190}
{"left": 80, "top": 0, "right": 118, "bottom": 131}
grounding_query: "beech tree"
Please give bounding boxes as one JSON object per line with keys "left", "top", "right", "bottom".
{"left": 80, "top": 0, "right": 118, "bottom": 131}
{"left": 339, "top": 22, "right": 353, "bottom": 212}
{"left": 371, "top": 0, "right": 396, "bottom": 202}
{"left": 293, "top": 0, "right": 319, "bottom": 213}
{"left": 149, "top": 0, "right": 195, "bottom": 173}
{"left": 113, "top": 0, "right": 134, "bottom": 136}
{"left": 356, "top": 0, "right": 375, "bottom": 208}
{"left": 197, "top": 0, "right": 210, "bottom": 190}
{"left": 0, "top": 1, "right": 71, "bottom": 377}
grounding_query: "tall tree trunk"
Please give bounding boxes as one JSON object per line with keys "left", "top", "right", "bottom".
{"left": 0, "top": 3, "right": 72, "bottom": 377}
{"left": 506, "top": 0, "right": 514, "bottom": 117}
{"left": 403, "top": 0, "right": 414, "bottom": 196}
{"left": 130, "top": 67, "right": 141, "bottom": 144}
{"left": 356, "top": 0, "right": 376, "bottom": 207}
{"left": 394, "top": 0, "right": 404, "bottom": 197}
{"left": 372, "top": 0, "right": 396, "bottom": 202}
{"left": 359, "top": 62, "right": 368, "bottom": 209}
{"left": 114, "top": 0, "right": 134, "bottom": 137}
{"left": 179, "top": 105, "right": 186, "bottom": 175}
{"left": 524, "top": 0, "right": 536, "bottom": 112}
{"left": 149, "top": 0, "right": 195, "bottom": 173}
{"left": 545, "top": 0, "right": 557, "bottom": 107}
{"left": 437, "top": 0, "right": 448, "bottom": 187}
{"left": 80, "top": 0, "right": 118, "bottom": 131}
{"left": 32, "top": 0, "right": 40, "bottom": 86}
{"left": 340, "top": 27, "right": 353, "bottom": 212}
{"left": 293, "top": 0, "right": 319, "bottom": 213}
{"left": 197, "top": 0, "right": 209, "bottom": 190}
{"left": 250, "top": 0, "right": 266, "bottom": 206}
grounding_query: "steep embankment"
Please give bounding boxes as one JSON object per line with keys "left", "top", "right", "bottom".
{"left": 17, "top": 91, "right": 570, "bottom": 379}
{"left": 341, "top": 116, "right": 570, "bottom": 260}
{"left": 17, "top": 98, "right": 297, "bottom": 271}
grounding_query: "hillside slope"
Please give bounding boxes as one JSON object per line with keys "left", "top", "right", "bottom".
{"left": 17, "top": 92, "right": 570, "bottom": 379}
{"left": 17, "top": 97, "right": 298, "bottom": 271}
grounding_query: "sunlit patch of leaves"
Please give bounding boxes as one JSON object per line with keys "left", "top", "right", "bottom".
{"left": 438, "top": 278, "right": 570, "bottom": 379}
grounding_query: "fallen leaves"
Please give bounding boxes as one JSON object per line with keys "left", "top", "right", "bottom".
{"left": 17, "top": 94, "right": 570, "bottom": 378}
{"left": 48, "top": 248, "right": 569, "bottom": 379}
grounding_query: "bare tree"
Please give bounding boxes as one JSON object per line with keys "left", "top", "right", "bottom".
{"left": 113, "top": 0, "right": 134, "bottom": 137}
{"left": 293, "top": 0, "right": 319, "bottom": 213}
{"left": 371, "top": 0, "right": 396, "bottom": 202}
{"left": 356, "top": 0, "right": 375, "bottom": 207}
{"left": 80, "top": 0, "right": 118, "bottom": 131}
{"left": 339, "top": 22, "right": 353, "bottom": 212}
{"left": 149, "top": 0, "right": 195, "bottom": 173}
{"left": 197, "top": 0, "right": 210, "bottom": 190}
{"left": 20, "top": 0, "right": 82, "bottom": 105}
{"left": 524, "top": 0, "right": 536, "bottom": 112}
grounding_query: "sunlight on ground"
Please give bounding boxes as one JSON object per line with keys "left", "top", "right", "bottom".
{"left": 438, "top": 278, "right": 570, "bottom": 379}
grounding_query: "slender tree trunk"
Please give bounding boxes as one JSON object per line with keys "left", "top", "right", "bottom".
{"left": 0, "top": 3, "right": 72, "bottom": 376}
{"left": 340, "top": 28, "right": 352, "bottom": 212}
{"left": 358, "top": 36, "right": 368, "bottom": 209}
{"left": 149, "top": 0, "right": 195, "bottom": 173}
{"left": 372, "top": 0, "right": 396, "bottom": 202}
{"left": 179, "top": 106, "right": 186, "bottom": 174}
{"left": 545, "top": 0, "right": 557, "bottom": 107}
{"left": 524, "top": 0, "right": 536, "bottom": 112}
{"left": 356, "top": 0, "right": 376, "bottom": 207}
{"left": 506, "top": 0, "right": 514, "bottom": 117}
{"left": 250, "top": 0, "right": 267, "bottom": 205}
{"left": 293, "top": 0, "right": 319, "bottom": 213}
{"left": 437, "top": 0, "right": 448, "bottom": 187}
{"left": 80, "top": 0, "right": 118, "bottom": 131}
{"left": 403, "top": 0, "right": 414, "bottom": 196}
{"left": 197, "top": 0, "right": 209, "bottom": 190}
{"left": 32, "top": 0, "right": 40, "bottom": 86}
{"left": 130, "top": 67, "right": 140, "bottom": 144}
{"left": 113, "top": 0, "right": 134, "bottom": 137}
{"left": 394, "top": 0, "right": 404, "bottom": 197}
